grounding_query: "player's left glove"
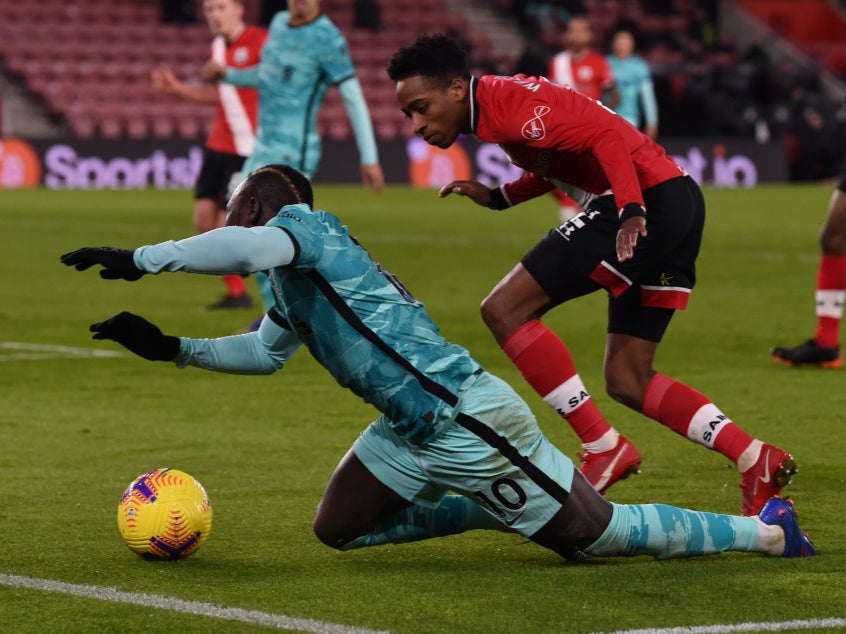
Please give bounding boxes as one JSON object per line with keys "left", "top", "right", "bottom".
{"left": 61, "top": 247, "right": 145, "bottom": 281}
{"left": 90, "top": 311, "right": 180, "bottom": 362}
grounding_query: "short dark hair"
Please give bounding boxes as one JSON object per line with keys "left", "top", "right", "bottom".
{"left": 387, "top": 34, "right": 470, "bottom": 88}
{"left": 246, "top": 164, "right": 314, "bottom": 209}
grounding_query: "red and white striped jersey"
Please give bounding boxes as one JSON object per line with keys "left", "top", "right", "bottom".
{"left": 206, "top": 25, "right": 267, "bottom": 156}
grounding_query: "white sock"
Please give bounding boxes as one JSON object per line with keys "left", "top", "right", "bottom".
{"left": 737, "top": 439, "right": 764, "bottom": 473}
{"left": 582, "top": 428, "right": 620, "bottom": 454}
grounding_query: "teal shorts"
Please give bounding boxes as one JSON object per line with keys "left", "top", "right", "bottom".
{"left": 353, "top": 372, "right": 575, "bottom": 537}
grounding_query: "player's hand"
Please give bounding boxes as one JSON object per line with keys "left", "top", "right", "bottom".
{"left": 151, "top": 66, "right": 180, "bottom": 94}
{"left": 90, "top": 312, "right": 180, "bottom": 362}
{"left": 438, "top": 180, "right": 492, "bottom": 207}
{"left": 60, "top": 247, "right": 145, "bottom": 281}
{"left": 616, "top": 216, "right": 647, "bottom": 262}
{"left": 202, "top": 60, "right": 226, "bottom": 82}
{"left": 361, "top": 163, "right": 384, "bottom": 194}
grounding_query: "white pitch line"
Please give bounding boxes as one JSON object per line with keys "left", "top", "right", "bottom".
{"left": 0, "top": 342, "right": 124, "bottom": 361}
{"left": 0, "top": 573, "right": 389, "bottom": 634}
{"left": 590, "top": 617, "right": 846, "bottom": 634}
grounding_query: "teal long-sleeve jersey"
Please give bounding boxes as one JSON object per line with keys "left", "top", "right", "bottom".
{"left": 606, "top": 54, "right": 658, "bottom": 130}
{"left": 133, "top": 205, "right": 482, "bottom": 446}
{"left": 224, "top": 11, "right": 378, "bottom": 178}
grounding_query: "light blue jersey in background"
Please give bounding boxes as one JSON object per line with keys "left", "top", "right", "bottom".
{"left": 224, "top": 11, "right": 378, "bottom": 178}
{"left": 606, "top": 54, "right": 658, "bottom": 131}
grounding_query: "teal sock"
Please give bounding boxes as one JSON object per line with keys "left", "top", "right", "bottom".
{"left": 255, "top": 272, "right": 275, "bottom": 311}
{"left": 339, "top": 495, "right": 502, "bottom": 551}
{"left": 585, "top": 503, "right": 761, "bottom": 560}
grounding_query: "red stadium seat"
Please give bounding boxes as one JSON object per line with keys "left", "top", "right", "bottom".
{"left": 2, "top": 0, "right": 471, "bottom": 141}
{"left": 176, "top": 116, "right": 203, "bottom": 140}
{"left": 99, "top": 117, "right": 125, "bottom": 140}
{"left": 68, "top": 116, "right": 97, "bottom": 139}
{"left": 149, "top": 116, "right": 175, "bottom": 139}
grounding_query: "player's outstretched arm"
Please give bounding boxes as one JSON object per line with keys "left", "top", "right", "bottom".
{"left": 90, "top": 312, "right": 180, "bottom": 361}
{"left": 64, "top": 227, "right": 296, "bottom": 279}
{"left": 176, "top": 311, "right": 302, "bottom": 375}
{"left": 88, "top": 311, "right": 302, "bottom": 374}
{"left": 61, "top": 247, "right": 145, "bottom": 281}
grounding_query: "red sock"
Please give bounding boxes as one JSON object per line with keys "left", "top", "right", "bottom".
{"left": 814, "top": 254, "right": 846, "bottom": 348}
{"left": 223, "top": 274, "right": 247, "bottom": 297}
{"left": 642, "top": 373, "right": 753, "bottom": 463}
{"left": 501, "top": 320, "right": 611, "bottom": 444}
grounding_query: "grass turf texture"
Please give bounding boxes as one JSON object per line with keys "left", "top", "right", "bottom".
{"left": 0, "top": 184, "right": 843, "bottom": 634}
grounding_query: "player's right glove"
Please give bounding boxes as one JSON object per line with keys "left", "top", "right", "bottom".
{"left": 60, "top": 247, "right": 145, "bottom": 281}
{"left": 90, "top": 312, "right": 180, "bottom": 362}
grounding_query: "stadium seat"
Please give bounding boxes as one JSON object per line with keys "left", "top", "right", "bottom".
{"left": 149, "top": 116, "right": 175, "bottom": 140}
{"left": 0, "top": 0, "right": 478, "bottom": 142}
{"left": 182, "top": 117, "right": 207, "bottom": 140}
{"left": 68, "top": 116, "right": 97, "bottom": 139}
{"left": 99, "top": 117, "right": 125, "bottom": 140}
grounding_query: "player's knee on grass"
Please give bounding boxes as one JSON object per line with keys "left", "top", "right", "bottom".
{"left": 312, "top": 501, "right": 363, "bottom": 550}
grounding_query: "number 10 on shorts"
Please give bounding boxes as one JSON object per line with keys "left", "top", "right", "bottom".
{"left": 476, "top": 477, "right": 527, "bottom": 526}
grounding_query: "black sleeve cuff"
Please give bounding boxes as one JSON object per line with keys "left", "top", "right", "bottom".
{"left": 488, "top": 187, "right": 510, "bottom": 210}
{"left": 619, "top": 202, "right": 646, "bottom": 222}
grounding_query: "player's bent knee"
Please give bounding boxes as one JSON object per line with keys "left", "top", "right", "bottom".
{"left": 480, "top": 293, "right": 521, "bottom": 340}
{"left": 312, "top": 500, "right": 371, "bottom": 550}
{"left": 479, "top": 292, "right": 501, "bottom": 324}
{"left": 313, "top": 524, "right": 371, "bottom": 551}
{"left": 312, "top": 514, "right": 352, "bottom": 550}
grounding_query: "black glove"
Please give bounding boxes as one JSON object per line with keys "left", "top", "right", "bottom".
{"left": 90, "top": 312, "right": 180, "bottom": 361}
{"left": 61, "top": 247, "right": 145, "bottom": 281}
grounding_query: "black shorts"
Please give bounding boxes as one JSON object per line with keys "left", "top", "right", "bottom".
{"left": 194, "top": 147, "right": 246, "bottom": 203}
{"left": 521, "top": 175, "right": 705, "bottom": 342}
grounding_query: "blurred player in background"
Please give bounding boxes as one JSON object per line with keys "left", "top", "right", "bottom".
{"left": 606, "top": 25, "right": 658, "bottom": 140}
{"left": 548, "top": 15, "right": 620, "bottom": 220}
{"left": 771, "top": 172, "right": 846, "bottom": 367}
{"left": 389, "top": 34, "right": 798, "bottom": 516}
{"left": 152, "top": 0, "right": 267, "bottom": 309}
{"left": 203, "top": 0, "right": 384, "bottom": 325}
{"left": 62, "top": 165, "right": 814, "bottom": 562}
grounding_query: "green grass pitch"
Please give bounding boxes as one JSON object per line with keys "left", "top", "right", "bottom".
{"left": 0, "top": 183, "right": 844, "bottom": 633}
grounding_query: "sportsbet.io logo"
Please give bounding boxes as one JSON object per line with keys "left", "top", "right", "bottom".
{"left": 0, "top": 137, "right": 42, "bottom": 188}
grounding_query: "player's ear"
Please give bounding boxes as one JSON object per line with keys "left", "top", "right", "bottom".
{"left": 448, "top": 77, "right": 468, "bottom": 101}
{"left": 247, "top": 196, "right": 263, "bottom": 226}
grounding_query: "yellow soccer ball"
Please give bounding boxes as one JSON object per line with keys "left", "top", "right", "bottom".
{"left": 117, "top": 468, "right": 212, "bottom": 560}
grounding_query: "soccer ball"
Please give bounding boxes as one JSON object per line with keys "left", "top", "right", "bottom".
{"left": 117, "top": 468, "right": 213, "bottom": 560}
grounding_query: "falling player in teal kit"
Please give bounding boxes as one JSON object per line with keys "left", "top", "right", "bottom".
{"left": 61, "top": 165, "right": 814, "bottom": 561}
{"left": 203, "top": 0, "right": 384, "bottom": 319}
